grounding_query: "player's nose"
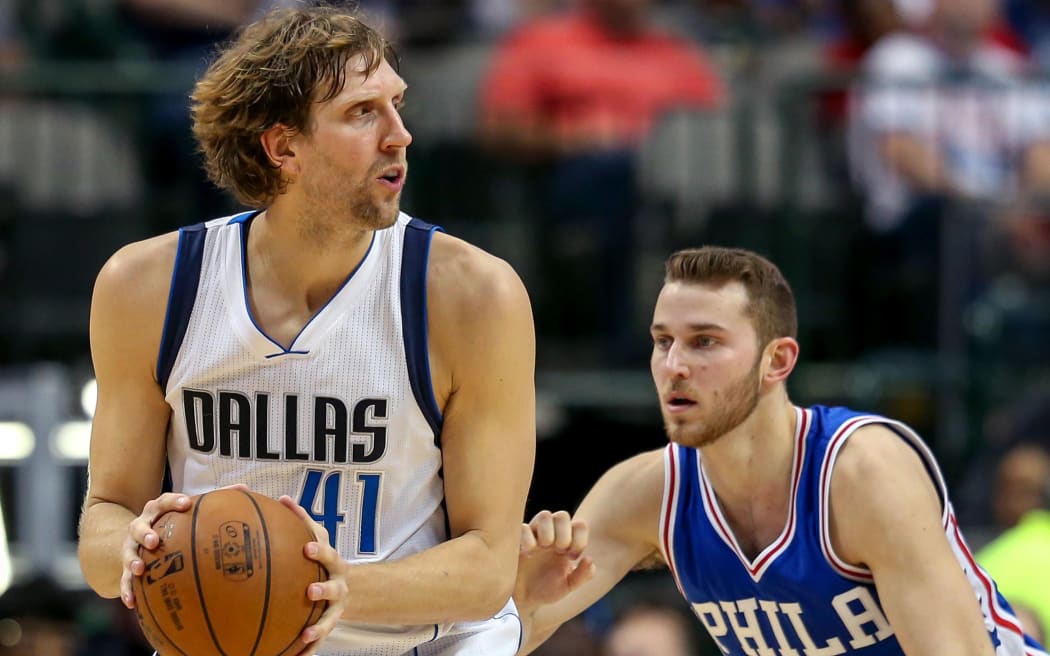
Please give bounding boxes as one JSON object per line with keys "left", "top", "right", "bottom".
{"left": 662, "top": 343, "right": 690, "bottom": 379}
{"left": 383, "top": 109, "right": 412, "bottom": 150}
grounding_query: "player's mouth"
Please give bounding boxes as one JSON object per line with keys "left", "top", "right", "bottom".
{"left": 664, "top": 392, "right": 697, "bottom": 414}
{"left": 376, "top": 165, "right": 406, "bottom": 191}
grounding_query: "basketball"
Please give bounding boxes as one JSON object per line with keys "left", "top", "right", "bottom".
{"left": 131, "top": 489, "right": 328, "bottom": 656}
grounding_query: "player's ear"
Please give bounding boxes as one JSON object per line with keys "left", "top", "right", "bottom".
{"left": 762, "top": 337, "right": 799, "bottom": 386}
{"left": 260, "top": 124, "right": 299, "bottom": 174}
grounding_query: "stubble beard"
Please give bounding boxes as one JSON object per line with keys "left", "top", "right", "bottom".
{"left": 300, "top": 173, "right": 401, "bottom": 246}
{"left": 349, "top": 176, "right": 401, "bottom": 230}
{"left": 665, "top": 360, "right": 761, "bottom": 448}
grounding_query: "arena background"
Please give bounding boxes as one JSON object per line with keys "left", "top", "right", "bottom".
{"left": 0, "top": 0, "right": 1047, "bottom": 654}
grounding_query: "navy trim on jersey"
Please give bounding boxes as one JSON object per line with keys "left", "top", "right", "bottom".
{"left": 401, "top": 218, "right": 445, "bottom": 438}
{"left": 156, "top": 223, "right": 208, "bottom": 391}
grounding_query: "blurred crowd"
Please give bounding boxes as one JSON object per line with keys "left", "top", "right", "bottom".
{"left": 0, "top": 0, "right": 1048, "bottom": 654}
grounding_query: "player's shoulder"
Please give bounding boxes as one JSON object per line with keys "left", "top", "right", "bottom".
{"left": 604, "top": 449, "right": 666, "bottom": 486}
{"left": 591, "top": 449, "right": 666, "bottom": 512}
{"left": 90, "top": 230, "right": 181, "bottom": 366}
{"left": 829, "top": 423, "right": 934, "bottom": 508}
{"left": 427, "top": 230, "right": 529, "bottom": 312}
{"left": 94, "top": 230, "right": 181, "bottom": 305}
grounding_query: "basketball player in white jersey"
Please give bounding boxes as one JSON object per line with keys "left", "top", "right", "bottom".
{"left": 511, "top": 247, "right": 1047, "bottom": 656}
{"left": 77, "top": 7, "right": 535, "bottom": 655}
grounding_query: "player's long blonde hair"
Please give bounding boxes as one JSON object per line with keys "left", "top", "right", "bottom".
{"left": 191, "top": 6, "right": 395, "bottom": 208}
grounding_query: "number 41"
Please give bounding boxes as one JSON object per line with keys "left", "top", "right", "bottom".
{"left": 298, "top": 469, "right": 382, "bottom": 555}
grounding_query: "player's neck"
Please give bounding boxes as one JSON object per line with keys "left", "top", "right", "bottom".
{"left": 246, "top": 208, "right": 374, "bottom": 311}
{"left": 699, "top": 395, "right": 798, "bottom": 510}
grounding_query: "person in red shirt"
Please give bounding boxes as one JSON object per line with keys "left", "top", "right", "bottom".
{"left": 480, "top": 0, "right": 724, "bottom": 158}
{"left": 478, "top": 0, "right": 725, "bottom": 363}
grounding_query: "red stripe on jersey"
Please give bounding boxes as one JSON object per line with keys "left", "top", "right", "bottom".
{"left": 949, "top": 515, "right": 1024, "bottom": 637}
{"left": 662, "top": 444, "right": 685, "bottom": 596}
{"left": 819, "top": 416, "right": 876, "bottom": 581}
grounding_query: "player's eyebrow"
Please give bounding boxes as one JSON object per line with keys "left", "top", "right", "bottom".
{"left": 651, "top": 322, "right": 727, "bottom": 333}
{"left": 340, "top": 83, "right": 408, "bottom": 106}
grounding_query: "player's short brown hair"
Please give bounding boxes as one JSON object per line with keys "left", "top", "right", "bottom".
{"left": 665, "top": 247, "right": 798, "bottom": 348}
{"left": 191, "top": 6, "right": 395, "bottom": 208}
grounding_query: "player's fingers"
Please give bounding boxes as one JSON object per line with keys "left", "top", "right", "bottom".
{"left": 300, "top": 562, "right": 345, "bottom": 647}
{"left": 520, "top": 523, "right": 538, "bottom": 554}
{"left": 551, "top": 511, "right": 573, "bottom": 552}
{"left": 530, "top": 510, "right": 555, "bottom": 547}
{"left": 567, "top": 555, "right": 596, "bottom": 591}
{"left": 119, "top": 566, "right": 136, "bottom": 609}
{"left": 566, "top": 519, "right": 590, "bottom": 559}
{"left": 133, "top": 493, "right": 191, "bottom": 550}
{"left": 219, "top": 482, "right": 250, "bottom": 492}
{"left": 280, "top": 496, "right": 331, "bottom": 544}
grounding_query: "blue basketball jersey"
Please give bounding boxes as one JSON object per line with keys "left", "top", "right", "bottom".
{"left": 660, "top": 405, "right": 1047, "bottom": 655}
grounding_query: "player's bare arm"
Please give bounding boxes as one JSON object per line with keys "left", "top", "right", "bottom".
{"left": 830, "top": 425, "right": 994, "bottom": 656}
{"left": 77, "top": 233, "right": 190, "bottom": 603}
{"left": 299, "top": 232, "right": 538, "bottom": 626}
{"left": 518, "top": 449, "right": 666, "bottom": 654}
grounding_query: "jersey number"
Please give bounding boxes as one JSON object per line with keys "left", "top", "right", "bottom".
{"left": 298, "top": 469, "right": 382, "bottom": 554}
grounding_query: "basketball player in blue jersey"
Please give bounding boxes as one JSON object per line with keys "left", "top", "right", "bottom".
{"left": 512, "top": 247, "right": 1047, "bottom": 656}
{"left": 77, "top": 7, "right": 536, "bottom": 655}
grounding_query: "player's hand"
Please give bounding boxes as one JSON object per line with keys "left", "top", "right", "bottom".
{"left": 120, "top": 492, "right": 192, "bottom": 609}
{"left": 515, "top": 510, "right": 595, "bottom": 615}
{"left": 279, "top": 495, "right": 347, "bottom": 656}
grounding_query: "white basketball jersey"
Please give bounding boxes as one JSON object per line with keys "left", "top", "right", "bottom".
{"left": 158, "top": 211, "right": 520, "bottom": 656}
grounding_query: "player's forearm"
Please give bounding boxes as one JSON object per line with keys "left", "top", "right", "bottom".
{"left": 340, "top": 530, "right": 516, "bottom": 625}
{"left": 77, "top": 500, "right": 136, "bottom": 598}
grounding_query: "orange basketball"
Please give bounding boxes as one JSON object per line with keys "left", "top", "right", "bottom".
{"left": 131, "top": 489, "right": 327, "bottom": 656}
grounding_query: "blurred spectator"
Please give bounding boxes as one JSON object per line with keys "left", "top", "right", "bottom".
{"left": 847, "top": 0, "right": 1050, "bottom": 348}
{"left": 480, "top": 0, "right": 724, "bottom": 155}
{"left": 602, "top": 600, "right": 700, "bottom": 656}
{"left": 851, "top": 0, "right": 1048, "bottom": 230}
{"left": 479, "top": 0, "right": 724, "bottom": 362}
{"left": 991, "top": 440, "right": 1050, "bottom": 530}
{"left": 1004, "top": 0, "right": 1050, "bottom": 71}
{"left": 977, "top": 472, "right": 1050, "bottom": 645}
{"left": 816, "top": 0, "right": 903, "bottom": 192}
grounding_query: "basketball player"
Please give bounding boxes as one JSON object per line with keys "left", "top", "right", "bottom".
{"left": 513, "top": 247, "right": 1048, "bottom": 655}
{"left": 77, "top": 7, "right": 535, "bottom": 655}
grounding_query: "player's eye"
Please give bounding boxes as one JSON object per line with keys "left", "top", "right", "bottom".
{"left": 348, "top": 104, "right": 373, "bottom": 118}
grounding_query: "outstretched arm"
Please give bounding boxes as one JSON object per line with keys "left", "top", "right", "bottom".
{"left": 516, "top": 450, "right": 666, "bottom": 654}
{"left": 831, "top": 425, "right": 995, "bottom": 656}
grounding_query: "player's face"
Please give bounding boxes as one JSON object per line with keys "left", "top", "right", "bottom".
{"left": 650, "top": 281, "right": 763, "bottom": 447}
{"left": 294, "top": 57, "right": 411, "bottom": 231}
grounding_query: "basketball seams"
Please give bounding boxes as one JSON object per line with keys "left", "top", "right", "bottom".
{"left": 136, "top": 489, "right": 328, "bottom": 656}
{"left": 273, "top": 526, "right": 327, "bottom": 656}
{"left": 241, "top": 489, "right": 272, "bottom": 656}
{"left": 194, "top": 492, "right": 231, "bottom": 656}
{"left": 135, "top": 519, "right": 194, "bottom": 656}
